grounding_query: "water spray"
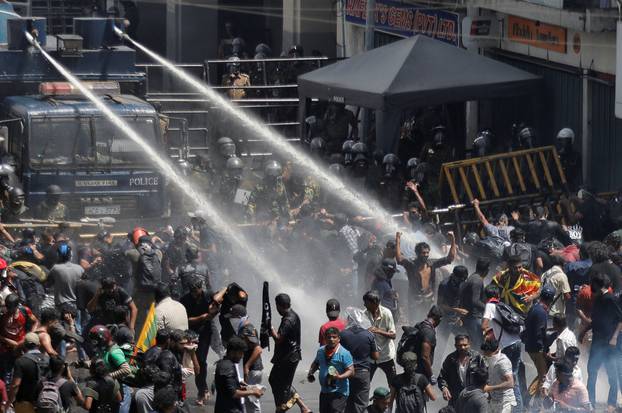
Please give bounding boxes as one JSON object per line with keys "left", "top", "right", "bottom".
{"left": 115, "top": 28, "right": 433, "bottom": 245}
{"left": 25, "top": 31, "right": 287, "bottom": 285}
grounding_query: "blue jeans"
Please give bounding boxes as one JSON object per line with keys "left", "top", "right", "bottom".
{"left": 587, "top": 341, "right": 618, "bottom": 407}
{"left": 119, "top": 384, "right": 132, "bottom": 413}
{"left": 502, "top": 341, "right": 523, "bottom": 412}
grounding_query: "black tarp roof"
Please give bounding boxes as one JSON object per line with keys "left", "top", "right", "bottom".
{"left": 298, "top": 35, "right": 540, "bottom": 110}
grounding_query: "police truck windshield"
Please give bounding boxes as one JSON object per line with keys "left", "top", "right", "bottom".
{"left": 30, "top": 116, "right": 158, "bottom": 168}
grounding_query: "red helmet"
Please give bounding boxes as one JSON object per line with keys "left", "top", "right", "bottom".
{"left": 0, "top": 258, "right": 7, "bottom": 278}
{"left": 131, "top": 227, "right": 149, "bottom": 246}
{"left": 88, "top": 325, "right": 112, "bottom": 347}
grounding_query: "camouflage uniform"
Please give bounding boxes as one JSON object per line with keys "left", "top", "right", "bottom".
{"left": 246, "top": 179, "right": 290, "bottom": 222}
{"left": 288, "top": 175, "right": 320, "bottom": 210}
{"left": 32, "top": 201, "right": 67, "bottom": 221}
{"left": 222, "top": 73, "right": 251, "bottom": 100}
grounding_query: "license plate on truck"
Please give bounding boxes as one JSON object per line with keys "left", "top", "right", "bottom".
{"left": 84, "top": 205, "right": 121, "bottom": 215}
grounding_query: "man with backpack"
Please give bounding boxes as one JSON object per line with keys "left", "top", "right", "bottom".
{"left": 8, "top": 332, "right": 48, "bottom": 413}
{"left": 45, "top": 356, "right": 84, "bottom": 413}
{"left": 388, "top": 352, "right": 435, "bottom": 413}
{"left": 482, "top": 283, "right": 524, "bottom": 412}
{"left": 396, "top": 305, "right": 442, "bottom": 383}
{"left": 503, "top": 228, "right": 539, "bottom": 273}
{"left": 133, "top": 235, "right": 163, "bottom": 336}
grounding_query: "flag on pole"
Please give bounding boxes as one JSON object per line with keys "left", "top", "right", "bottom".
{"left": 133, "top": 301, "right": 157, "bottom": 357}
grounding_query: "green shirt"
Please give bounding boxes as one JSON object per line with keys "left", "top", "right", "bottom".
{"left": 104, "top": 344, "right": 127, "bottom": 370}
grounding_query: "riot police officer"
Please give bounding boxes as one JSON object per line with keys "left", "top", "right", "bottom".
{"left": 378, "top": 154, "right": 404, "bottom": 211}
{"left": 33, "top": 184, "right": 67, "bottom": 220}
{"left": 309, "top": 137, "right": 327, "bottom": 161}
{"left": 323, "top": 103, "right": 358, "bottom": 154}
{"left": 222, "top": 57, "right": 250, "bottom": 100}
{"left": 556, "top": 128, "right": 582, "bottom": 190}
{"left": 2, "top": 187, "right": 29, "bottom": 223}
{"left": 473, "top": 129, "right": 494, "bottom": 157}
{"left": 217, "top": 156, "right": 248, "bottom": 221}
{"left": 420, "top": 125, "right": 451, "bottom": 206}
{"left": 517, "top": 126, "right": 536, "bottom": 149}
{"left": 342, "top": 139, "right": 355, "bottom": 167}
{"left": 217, "top": 137, "right": 237, "bottom": 159}
{"left": 245, "top": 160, "right": 290, "bottom": 224}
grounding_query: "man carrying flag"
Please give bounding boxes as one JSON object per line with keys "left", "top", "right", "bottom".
{"left": 493, "top": 255, "right": 541, "bottom": 315}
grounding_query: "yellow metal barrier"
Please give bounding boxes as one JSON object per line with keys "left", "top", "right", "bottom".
{"left": 439, "top": 146, "right": 568, "bottom": 205}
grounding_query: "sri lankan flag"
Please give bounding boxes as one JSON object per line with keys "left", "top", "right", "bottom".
{"left": 133, "top": 302, "right": 157, "bottom": 358}
{"left": 492, "top": 269, "right": 541, "bottom": 314}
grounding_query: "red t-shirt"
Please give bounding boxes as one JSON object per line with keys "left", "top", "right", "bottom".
{"left": 0, "top": 306, "right": 32, "bottom": 353}
{"left": 318, "top": 318, "right": 346, "bottom": 345}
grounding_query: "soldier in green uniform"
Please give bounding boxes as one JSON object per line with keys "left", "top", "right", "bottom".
{"left": 33, "top": 184, "right": 67, "bottom": 220}
{"left": 2, "top": 187, "right": 29, "bottom": 223}
{"left": 245, "top": 160, "right": 290, "bottom": 225}
{"left": 282, "top": 161, "right": 320, "bottom": 218}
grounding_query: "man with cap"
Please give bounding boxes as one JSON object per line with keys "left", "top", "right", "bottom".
{"left": 319, "top": 299, "right": 346, "bottom": 346}
{"left": 524, "top": 284, "right": 556, "bottom": 400}
{"left": 269, "top": 293, "right": 312, "bottom": 413}
{"left": 227, "top": 304, "right": 264, "bottom": 413}
{"left": 340, "top": 307, "right": 379, "bottom": 413}
{"left": 367, "top": 387, "right": 390, "bottom": 413}
{"left": 8, "top": 332, "right": 48, "bottom": 413}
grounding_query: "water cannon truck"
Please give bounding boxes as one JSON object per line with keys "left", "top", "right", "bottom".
{"left": 0, "top": 16, "right": 167, "bottom": 220}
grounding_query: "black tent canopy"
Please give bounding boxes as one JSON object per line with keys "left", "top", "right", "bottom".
{"left": 298, "top": 35, "right": 540, "bottom": 151}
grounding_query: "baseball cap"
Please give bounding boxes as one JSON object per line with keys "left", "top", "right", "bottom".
{"left": 370, "top": 386, "right": 390, "bottom": 401}
{"left": 326, "top": 299, "right": 340, "bottom": 318}
{"left": 25, "top": 332, "right": 40, "bottom": 346}
{"left": 223, "top": 304, "right": 247, "bottom": 319}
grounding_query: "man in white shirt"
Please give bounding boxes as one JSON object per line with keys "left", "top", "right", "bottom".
{"left": 541, "top": 256, "right": 571, "bottom": 317}
{"left": 482, "top": 337, "right": 516, "bottom": 413}
{"left": 542, "top": 346, "right": 582, "bottom": 397}
{"left": 548, "top": 314, "right": 577, "bottom": 361}
{"left": 481, "top": 283, "right": 523, "bottom": 411}
{"left": 364, "top": 290, "right": 397, "bottom": 385}
{"left": 154, "top": 282, "right": 188, "bottom": 331}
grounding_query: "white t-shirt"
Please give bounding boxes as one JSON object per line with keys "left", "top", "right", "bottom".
{"left": 487, "top": 351, "right": 516, "bottom": 405}
{"left": 542, "top": 364, "right": 583, "bottom": 390}
{"left": 541, "top": 266, "right": 571, "bottom": 316}
{"left": 483, "top": 302, "right": 521, "bottom": 350}
{"left": 548, "top": 327, "right": 578, "bottom": 358}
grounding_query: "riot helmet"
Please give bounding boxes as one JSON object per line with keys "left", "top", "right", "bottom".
{"left": 225, "top": 156, "right": 244, "bottom": 179}
{"left": 264, "top": 160, "right": 283, "bottom": 180}
{"left": 8, "top": 186, "right": 25, "bottom": 208}
{"left": 255, "top": 43, "right": 272, "bottom": 56}
{"left": 518, "top": 127, "right": 536, "bottom": 149}
{"left": 231, "top": 37, "right": 246, "bottom": 56}
{"left": 288, "top": 44, "right": 304, "bottom": 58}
{"left": 473, "top": 129, "right": 494, "bottom": 157}
{"left": 254, "top": 52, "right": 267, "bottom": 72}
{"left": 217, "top": 137, "right": 237, "bottom": 158}
{"left": 177, "top": 159, "right": 191, "bottom": 176}
{"left": 46, "top": 184, "right": 62, "bottom": 206}
{"left": 309, "top": 137, "right": 326, "bottom": 158}
{"left": 382, "top": 153, "right": 400, "bottom": 178}
{"left": 226, "top": 56, "right": 241, "bottom": 74}
{"left": 352, "top": 142, "right": 368, "bottom": 156}
{"left": 556, "top": 128, "right": 575, "bottom": 154}
{"left": 406, "top": 157, "right": 420, "bottom": 180}
{"left": 342, "top": 140, "right": 355, "bottom": 166}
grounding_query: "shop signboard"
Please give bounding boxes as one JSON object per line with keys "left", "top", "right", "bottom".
{"left": 345, "top": 0, "right": 460, "bottom": 47}
{"left": 507, "top": 15, "right": 567, "bottom": 53}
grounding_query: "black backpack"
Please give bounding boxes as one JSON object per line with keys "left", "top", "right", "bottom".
{"left": 136, "top": 246, "right": 162, "bottom": 289}
{"left": 395, "top": 374, "right": 426, "bottom": 413}
{"left": 101, "top": 246, "right": 129, "bottom": 282}
{"left": 396, "top": 325, "right": 420, "bottom": 366}
{"left": 476, "top": 237, "right": 505, "bottom": 260}
{"left": 505, "top": 242, "right": 533, "bottom": 270}
{"left": 493, "top": 301, "right": 525, "bottom": 335}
